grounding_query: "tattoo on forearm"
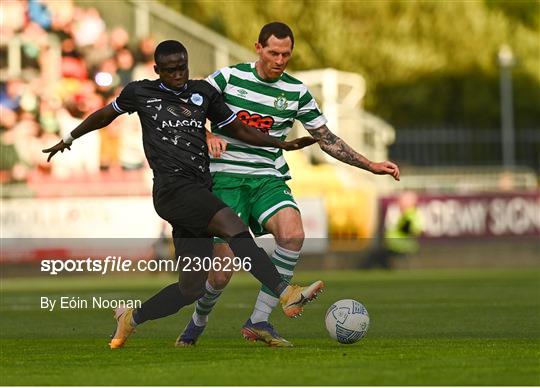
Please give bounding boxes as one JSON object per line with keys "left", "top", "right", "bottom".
{"left": 309, "top": 125, "right": 371, "bottom": 170}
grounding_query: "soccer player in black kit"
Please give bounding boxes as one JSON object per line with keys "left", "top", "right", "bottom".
{"left": 43, "top": 40, "right": 324, "bottom": 349}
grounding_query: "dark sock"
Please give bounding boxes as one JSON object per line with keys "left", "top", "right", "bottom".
{"left": 228, "top": 231, "right": 289, "bottom": 296}
{"left": 132, "top": 282, "right": 188, "bottom": 325}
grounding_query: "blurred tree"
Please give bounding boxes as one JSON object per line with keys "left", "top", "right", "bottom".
{"left": 485, "top": 0, "right": 539, "bottom": 29}
{"left": 161, "top": 0, "right": 540, "bottom": 129}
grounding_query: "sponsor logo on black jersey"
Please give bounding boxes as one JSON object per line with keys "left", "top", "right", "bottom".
{"left": 161, "top": 119, "right": 204, "bottom": 129}
{"left": 167, "top": 105, "right": 192, "bottom": 117}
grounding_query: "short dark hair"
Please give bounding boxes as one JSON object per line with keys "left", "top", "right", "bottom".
{"left": 258, "top": 22, "right": 294, "bottom": 49}
{"left": 154, "top": 40, "right": 187, "bottom": 64}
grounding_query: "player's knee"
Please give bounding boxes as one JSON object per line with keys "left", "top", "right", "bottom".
{"left": 210, "top": 270, "right": 233, "bottom": 289}
{"left": 275, "top": 229, "right": 305, "bottom": 250}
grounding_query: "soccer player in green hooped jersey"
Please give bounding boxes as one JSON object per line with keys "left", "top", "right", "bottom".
{"left": 177, "top": 22, "right": 400, "bottom": 347}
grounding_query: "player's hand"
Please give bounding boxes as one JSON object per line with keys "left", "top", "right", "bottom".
{"left": 207, "top": 133, "right": 227, "bottom": 158}
{"left": 281, "top": 136, "right": 318, "bottom": 151}
{"left": 369, "top": 161, "right": 400, "bottom": 181}
{"left": 42, "top": 141, "right": 71, "bottom": 162}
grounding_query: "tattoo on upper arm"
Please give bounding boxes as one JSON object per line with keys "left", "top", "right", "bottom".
{"left": 307, "top": 125, "right": 371, "bottom": 170}
{"left": 308, "top": 125, "right": 336, "bottom": 143}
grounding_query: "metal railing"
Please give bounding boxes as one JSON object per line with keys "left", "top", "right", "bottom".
{"left": 394, "top": 166, "right": 538, "bottom": 193}
{"left": 390, "top": 127, "right": 540, "bottom": 173}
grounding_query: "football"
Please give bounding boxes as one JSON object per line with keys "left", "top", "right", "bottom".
{"left": 325, "top": 299, "right": 370, "bottom": 344}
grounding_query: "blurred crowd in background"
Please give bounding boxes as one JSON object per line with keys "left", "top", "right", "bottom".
{"left": 0, "top": 0, "right": 155, "bottom": 184}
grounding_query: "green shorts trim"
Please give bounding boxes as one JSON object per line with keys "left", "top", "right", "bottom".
{"left": 256, "top": 200, "right": 298, "bottom": 227}
{"left": 212, "top": 173, "right": 299, "bottom": 240}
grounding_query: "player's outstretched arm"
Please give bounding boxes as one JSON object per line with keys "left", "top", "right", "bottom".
{"left": 307, "top": 124, "right": 400, "bottom": 181}
{"left": 206, "top": 129, "right": 228, "bottom": 158}
{"left": 223, "top": 118, "right": 317, "bottom": 151}
{"left": 42, "top": 104, "right": 120, "bottom": 162}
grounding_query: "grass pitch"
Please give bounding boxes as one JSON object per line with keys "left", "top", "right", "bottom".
{"left": 1, "top": 268, "right": 539, "bottom": 385}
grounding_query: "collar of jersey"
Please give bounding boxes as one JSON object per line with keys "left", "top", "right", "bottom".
{"left": 250, "top": 62, "right": 282, "bottom": 84}
{"left": 159, "top": 82, "right": 188, "bottom": 95}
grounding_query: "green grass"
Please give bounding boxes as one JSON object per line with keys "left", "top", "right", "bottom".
{"left": 1, "top": 268, "right": 539, "bottom": 385}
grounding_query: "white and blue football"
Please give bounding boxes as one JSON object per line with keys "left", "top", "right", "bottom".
{"left": 325, "top": 299, "right": 370, "bottom": 344}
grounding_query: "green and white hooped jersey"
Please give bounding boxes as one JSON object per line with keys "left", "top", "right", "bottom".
{"left": 206, "top": 62, "right": 327, "bottom": 179}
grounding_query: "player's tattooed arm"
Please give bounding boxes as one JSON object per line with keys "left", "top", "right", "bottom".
{"left": 308, "top": 125, "right": 371, "bottom": 169}
{"left": 307, "top": 125, "right": 400, "bottom": 181}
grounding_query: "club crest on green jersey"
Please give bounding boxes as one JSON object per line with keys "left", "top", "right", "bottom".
{"left": 274, "top": 93, "right": 288, "bottom": 111}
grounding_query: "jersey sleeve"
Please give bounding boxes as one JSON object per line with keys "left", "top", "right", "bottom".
{"left": 205, "top": 66, "right": 232, "bottom": 94}
{"left": 112, "top": 81, "right": 138, "bottom": 114}
{"left": 296, "top": 87, "right": 327, "bottom": 129}
{"left": 206, "top": 86, "right": 236, "bottom": 128}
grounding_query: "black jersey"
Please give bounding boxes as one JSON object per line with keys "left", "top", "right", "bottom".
{"left": 112, "top": 79, "right": 235, "bottom": 184}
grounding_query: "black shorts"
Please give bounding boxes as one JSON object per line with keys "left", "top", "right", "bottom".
{"left": 152, "top": 175, "right": 227, "bottom": 239}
